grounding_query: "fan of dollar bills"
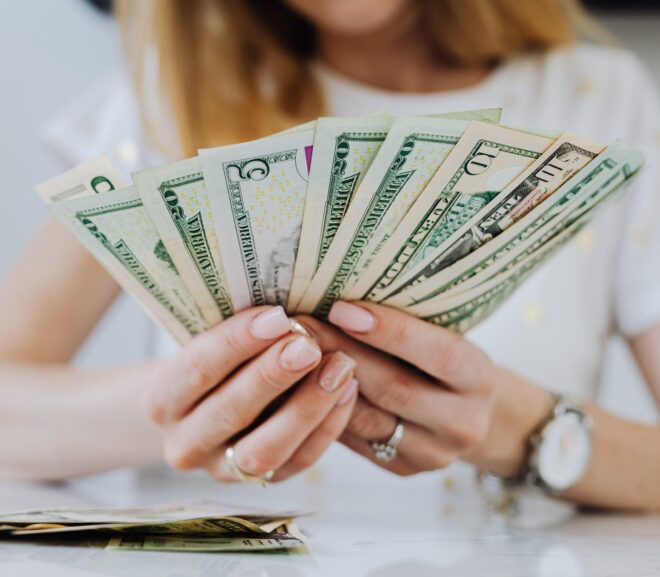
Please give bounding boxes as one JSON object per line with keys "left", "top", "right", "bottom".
{"left": 0, "top": 501, "right": 305, "bottom": 552}
{"left": 37, "top": 109, "right": 643, "bottom": 343}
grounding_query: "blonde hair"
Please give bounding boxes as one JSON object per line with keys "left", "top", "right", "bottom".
{"left": 117, "top": 0, "right": 597, "bottom": 158}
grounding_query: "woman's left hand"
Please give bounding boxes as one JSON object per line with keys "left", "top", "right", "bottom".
{"left": 297, "top": 301, "right": 495, "bottom": 475}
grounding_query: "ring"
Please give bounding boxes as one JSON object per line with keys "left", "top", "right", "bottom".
{"left": 369, "top": 417, "right": 405, "bottom": 463}
{"left": 224, "top": 446, "right": 274, "bottom": 487}
{"left": 289, "top": 318, "right": 311, "bottom": 337}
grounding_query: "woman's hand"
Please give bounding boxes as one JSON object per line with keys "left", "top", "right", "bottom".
{"left": 297, "top": 301, "right": 495, "bottom": 476}
{"left": 142, "top": 306, "right": 358, "bottom": 482}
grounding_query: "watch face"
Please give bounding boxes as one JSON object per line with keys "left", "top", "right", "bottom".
{"left": 537, "top": 412, "right": 591, "bottom": 491}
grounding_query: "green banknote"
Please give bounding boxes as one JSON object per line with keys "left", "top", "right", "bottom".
{"left": 296, "top": 116, "right": 473, "bottom": 317}
{"left": 36, "top": 154, "right": 123, "bottom": 204}
{"left": 49, "top": 187, "right": 207, "bottom": 343}
{"left": 106, "top": 534, "right": 304, "bottom": 552}
{"left": 134, "top": 157, "right": 234, "bottom": 326}
{"left": 383, "top": 134, "right": 603, "bottom": 305}
{"left": 200, "top": 129, "right": 315, "bottom": 310}
{"left": 404, "top": 142, "right": 644, "bottom": 327}
{"left": 287, "top": 116, "right": 394, "bottom": 311}
{"left": 349, "top": 122, "right": 552, "bottom": 303}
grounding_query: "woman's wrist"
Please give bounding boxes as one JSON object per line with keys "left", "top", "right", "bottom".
{"left": 463, "top": 366, "right": 555, "bottom": 478}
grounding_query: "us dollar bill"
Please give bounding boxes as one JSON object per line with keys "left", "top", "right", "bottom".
{"left": 290, "top": 109, "right": 502, "bottom": 313}
{"left": 348, "top": 122, "right": 552, "bottom": 302}
{"left": 383, "top": 134, "right": 603, "bottom": 304}
{"left": 36, "top": 154, "right": 123, "bottom": 204}
{"left": 406, "top": 169, "right": 631, "bottom": 335}
{"left": 287, "top": 116, "right": 395, "bottom": 312}
{"left": 200, "top": 129, "right": 314, "bottom": 310}
{"left": 401, "top": 142, "right": 643, "bottom": 306}
{"left": 0, "top": 501, "right": 298, "bottom": 528}
{"left": 295, "top": 117, "right": 483, "bottom": 317}
{"left": 106, "top": 534, "right": 303, "bottom": 552}
{"left": 49, "top": 187, "right": 207, "bottom": 343}
{"left": 134, "top": 157, "right": 234, "bottom": 326}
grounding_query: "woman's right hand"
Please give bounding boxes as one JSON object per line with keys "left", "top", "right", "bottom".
{"left": 141, "top": 306, "right": 358, "bottom": 482}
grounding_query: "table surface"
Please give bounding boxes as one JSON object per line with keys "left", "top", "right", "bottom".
{"left": 1, "top": 462, "right": 660, "bottom": 577}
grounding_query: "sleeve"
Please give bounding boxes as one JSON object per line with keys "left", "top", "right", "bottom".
{"left": 40, "top": 70, "right": 162, "bottom": 179}
{"left": 613, "top": 59, "right": 660, "bottom": 337}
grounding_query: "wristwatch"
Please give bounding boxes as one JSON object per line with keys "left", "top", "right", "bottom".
{"left": 478, "top": 394, "right": 593, "bottom": 511}
{"left": 524, "top": 394, "right": 593, "bottom": 493}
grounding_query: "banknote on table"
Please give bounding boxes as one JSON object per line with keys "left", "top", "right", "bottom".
{"left": 341, "top": 122, "right": 552, "bottom": 304}
{"left": 0, "top": 501, "right": 306, "bottom": 553}
{"left": 106, "top": 534, "right": 304, "bottom": 552}
{"left": 402, "top": 141, "right": 644, "bottom": 309}
{"left": 49, "top": 187, "right": 207, "bottom": 343}
{"left": 134, "top": 157, "right": 234, "bottom": 326}
{"left": 0, "top": 500, "right": 299, "bottom": 527}
{"left": 200, "top": 128, "right": 315, "bottom": 310}
{"left": 36, "top": 154, "right": 124, "bottom": 204}
{"left": 383, "top": 133, "right": 604, "bottom": 306}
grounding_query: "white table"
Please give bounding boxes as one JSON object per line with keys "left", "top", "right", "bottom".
{"left": 2, "top": 461, "right": 659, "bottom": 577}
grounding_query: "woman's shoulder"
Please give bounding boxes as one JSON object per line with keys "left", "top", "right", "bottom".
{"left": 42, "top": 69, "right": 161, "bottom": 175}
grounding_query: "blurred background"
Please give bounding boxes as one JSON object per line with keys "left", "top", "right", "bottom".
{"left": 0, "top": 0, "right": 658, "bottom": 421}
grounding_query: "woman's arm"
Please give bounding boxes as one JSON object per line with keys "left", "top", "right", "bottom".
{"left": 0, "top": 219, "right": 121, "bottom": 362}
{"left": 466, "top": 364, "right": 660, "bottom": 511}
{"left": 0, "top": 219, "right": 158, "bottom": 479}
{"left": 630, "top": 323, "right": 660, "bottom": 406}
{"left": 475, "top": 322, "right": 660, "bottom": 510}
{"left": 303, "top": 302, "right": 660, "bottom": 511}
{"left": 0, "top": 224, "right": 356, "bottom": 481}
{"left": 0, "top": 360, "right": 163, "bottom": 480}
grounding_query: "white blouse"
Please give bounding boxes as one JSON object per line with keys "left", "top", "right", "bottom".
{"left": 46, "top": 44, "right": 660, "bottom": 495}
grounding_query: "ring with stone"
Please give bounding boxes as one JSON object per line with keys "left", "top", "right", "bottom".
{"left": 224, "top": 446, "right": 274, "bottom": 487}
{"left": 369, "top": 417, "right": 405, "bottom": 463}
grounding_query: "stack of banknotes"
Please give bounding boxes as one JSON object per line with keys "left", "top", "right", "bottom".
{"left": 37, "top": 109, "right": 643, "bottom": 343}
{"left": 0, "top": 501, "right": 304, "bottom": 552}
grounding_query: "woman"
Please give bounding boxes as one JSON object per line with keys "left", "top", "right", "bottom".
{"left": 2, "top": 0, "right": 659, "bottom": 511}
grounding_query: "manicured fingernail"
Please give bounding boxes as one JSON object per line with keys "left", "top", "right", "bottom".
{"left": 250, "top": 306, "right": 290, "bottom": 340}
{"left": 328, "top": 302, "right": 375, "bottom": 333}
{"left": 318, "top": 352, "right": 356, "bottom": 392}
{"left": 279, "top": 336, "right": 322, "bottom": 372}
{"left": 337, "top": 378, "right": 358, "bottom": 406}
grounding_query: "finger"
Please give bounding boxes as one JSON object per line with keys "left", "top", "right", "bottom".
{"left": 203, "top": 374, "right": 358, "bottom": 484}
{"left": 165, "top": 334, "right": 322, "bottom": 469}
{"left": 326, "top": 301, "right": 491, "bottom": 391}
{"left": 298, "top": 317, "right": 493, "bottom": 451}
{"left": 232, "top": 352, "right": 358, "bottom": 477}
{"left": 203, "top": 447, "right": 236, "bottom": 483}
{"left": 146, "top": 305, "right": 294, "bottom": 424}
{"left": 294, "top": 317, "right": 466, "bottom": 431}
{"left": 270, "top": 379, "right": 359, "bottom": 482}
{"left": 347, "top": 397, "right": 458, "bottom": 471}
{"left": 339, "top": 431, "right": 418, "bottom": 476}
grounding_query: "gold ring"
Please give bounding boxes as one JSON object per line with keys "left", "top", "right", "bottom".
{"left": 224, "top": 446, "right": 274, "bottom": 487}
{"left": 289, "top": 318, "right": 311, "bottom": 337}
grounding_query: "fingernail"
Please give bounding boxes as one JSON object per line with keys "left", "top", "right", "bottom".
{"left": 328, "top": 302, "right": 375, "bottom": 333}
{"left": 318, "top": 352, "right": 356, "bottom": 392}
{"left": 250, "top": 306, "right": 290, "bottom": 340}
{"left": 279, "top": 336, "right": 322, "bottom": 372}
{"left": 337, "top": 378, "right": 358, "bottom": 406}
